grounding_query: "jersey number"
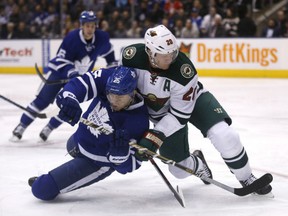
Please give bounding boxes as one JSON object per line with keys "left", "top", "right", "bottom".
{"left": 183, "top": 87, "right": 196, "bottom": 101}
{"left": 57, "top": 48, "right": 66, "bottom": 58}
{"left": 92, "top": 69, "right": 103, "bottom": 78}
{"left": 166, "top": 39, "right": 173, "bottom": 46}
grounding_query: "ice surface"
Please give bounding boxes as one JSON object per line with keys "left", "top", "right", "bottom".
{"left": 1, "top": 74, "right": 288, "bottom": 216}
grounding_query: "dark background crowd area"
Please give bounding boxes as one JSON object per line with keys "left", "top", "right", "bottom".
{"left": 1, "top": 0, "right": 288, "bottom": 40}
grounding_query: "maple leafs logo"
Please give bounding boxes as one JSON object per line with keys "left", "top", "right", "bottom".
{"left": 87, "top": 102, "right": 113, "bottom": 137}
{"left": 74, "top": 55, "right": 93, "bottom": 75}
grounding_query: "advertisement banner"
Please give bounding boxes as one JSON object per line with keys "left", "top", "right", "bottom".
{"left": 0, "top": 40, "right": 42, "bottom": 74}
{"left": 0, "top": 38, "right": 287, "bottom": 77}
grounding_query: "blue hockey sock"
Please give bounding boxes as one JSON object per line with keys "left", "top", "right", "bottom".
{"left": 48, "top": 116, "right": 63, "bottom": 129}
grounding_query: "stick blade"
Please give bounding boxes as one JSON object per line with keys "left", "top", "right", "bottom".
{"left": 234, "top": 173, "right": 273, "bottom": 196}
{"left": 176, "top": 185, "right": 186, "bottom": 208}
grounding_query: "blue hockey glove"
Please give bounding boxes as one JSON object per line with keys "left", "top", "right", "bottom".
{"left": 107, "top": 130, "right": 130, "bottom": 164}
{"left": 68, "top": 71, "right": 79, "bottom": 79}
{"left": 136, "top": 129, "right": 166, "bottom": 161}
{"left": 67, "top": 68, "right": 79, "bottom": 79}
{"left": 56, "top": 91, "right": 82, "bottom": 126}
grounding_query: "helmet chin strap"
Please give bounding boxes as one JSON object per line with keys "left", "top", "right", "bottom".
{"left": 127, "top": 91, "right": 136, "bottom": 107}
{"left": 148, "top": 53, "right": 160, "bottom": 68}
{"left": 149, "top": 54, "right": 171, "bottom": 70}
{"left": 146, "top": 47, "right": 159, "bottom": 68}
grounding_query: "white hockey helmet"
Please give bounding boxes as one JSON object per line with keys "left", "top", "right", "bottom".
{"left": 144, "top": 25, "right": 179, "bottom": 66}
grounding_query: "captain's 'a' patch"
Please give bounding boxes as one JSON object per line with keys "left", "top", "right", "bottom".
{"left": 180, "top": 64, "right": 194, "bottom": 78}
{"left": 123, "top": 46, "right": 136, "bottom": 59}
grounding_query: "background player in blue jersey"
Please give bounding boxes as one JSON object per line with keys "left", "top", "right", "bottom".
{"left": 28, "top": 66, "right": 149, "bottom": 201}
{"left": 11, "top": 10, "right": 117, "bottom": 142}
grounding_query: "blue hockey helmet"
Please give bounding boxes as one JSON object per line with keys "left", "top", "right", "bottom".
{"left": 79, "top": 11, "right": 98, "bottom": 25}
{"left": 106, "top": 66, "right": 137, "bottom": 96}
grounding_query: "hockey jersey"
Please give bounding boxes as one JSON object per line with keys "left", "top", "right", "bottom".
{"left": 58, "top": 67, "right": 149, "bottom": 174}
{"left": 120, "top": 43, "right": 206, "bottom": 137}
{"left": 48, "top": 29, "right": 115, "bottom": 78}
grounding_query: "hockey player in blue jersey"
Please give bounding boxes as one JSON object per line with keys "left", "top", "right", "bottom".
{"left": 28, "top": 66, "right": 149, "bottom": 200}
{"left": 11, "top": 10, "right": 117, "bottom": 142}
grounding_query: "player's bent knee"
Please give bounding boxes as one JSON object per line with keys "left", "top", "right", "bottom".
{"left": 32, "top": 174, "right": 59, "bottom": 200}
{"left": 66, "top": 134, "right": 82, "bottom": 158}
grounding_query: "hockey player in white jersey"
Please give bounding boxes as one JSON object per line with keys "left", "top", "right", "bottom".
{"left": 11, "top": 11, "right": 116, "bottom": 142}
{"left": 120, "top": 25, "right": 272, "bottom": 195}
{"left": 28, "top": 66, "right": 149, "bottom": 200}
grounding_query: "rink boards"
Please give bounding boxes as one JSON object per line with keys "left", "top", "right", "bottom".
{"left": 0, "top": 38, "right": 288, "bottom": 78}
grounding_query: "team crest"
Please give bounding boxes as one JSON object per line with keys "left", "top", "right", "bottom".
{"left": 180, "top": 64, "right": 194, "bottom": 78}
{"left": 123, "top": 46, "right": 136, "bottom": 59}
{"left": 143, "top": 94, "right": 170, "bottom": 112}
{"left": 87, "top": 102, "right": 113, "bottom": 137}
{"left": 149, "top": 30, "right": 157, "bottom": 37}
{"left": 147, "top": 93, "right": 157, "bottom": 102}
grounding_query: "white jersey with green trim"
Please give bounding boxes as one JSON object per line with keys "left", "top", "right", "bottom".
{"left": 120, "top": 43, "right": 206, "bottom": 137}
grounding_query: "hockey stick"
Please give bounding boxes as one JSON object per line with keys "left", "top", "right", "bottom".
{"left": 35, "top": 63, "right": 69, "bottom": 85}
{"left": 0, "top": 94, "right": 59, "bottom": 119}
{"left": 79, "top": 117, "right": 112, "bottom": 135}
{"left": 78, "top": 118, "right": 185, "bottom": 206}
{"left": 130, "top": 142, "right": 273, "bottom": 197}
{"left": 149, "top": 158, "right": 186, "bottom": 207}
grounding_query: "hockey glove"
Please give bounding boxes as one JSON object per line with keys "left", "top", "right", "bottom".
{"left": 107, "top": 130, "right": 130, "bottom": 164}
{"left": 67, "top": 68, "right": 79, "bottom": 79}
{"left": 136, "top": 129, "right": 166, "bottom": 161}
{"left": 57, "top": 91, "right": 82, "bottom": 126}
{"left": 68, "top": 72, "right": 79, "bottom": 79}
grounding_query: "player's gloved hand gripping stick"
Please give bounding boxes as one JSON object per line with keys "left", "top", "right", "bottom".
{"left": 56, "top": 91, "right": 82, "bottom": 126}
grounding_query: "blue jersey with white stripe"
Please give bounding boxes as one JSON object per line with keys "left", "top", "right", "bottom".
{"left": 58, "top": 67, "right": 149, "bottom": 174}
{"left": 49, "top": 29, "right": 115, "bottom": 78}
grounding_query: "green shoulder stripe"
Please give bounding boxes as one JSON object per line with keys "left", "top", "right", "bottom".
{"left": 121, "top": 44, "right": 150, "bottom": 70}
{"left": 163, "top": 52, "right": 198, "bottom": 86}
{"left": 121, "top": 44, "right": 197, "bottom": 86}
